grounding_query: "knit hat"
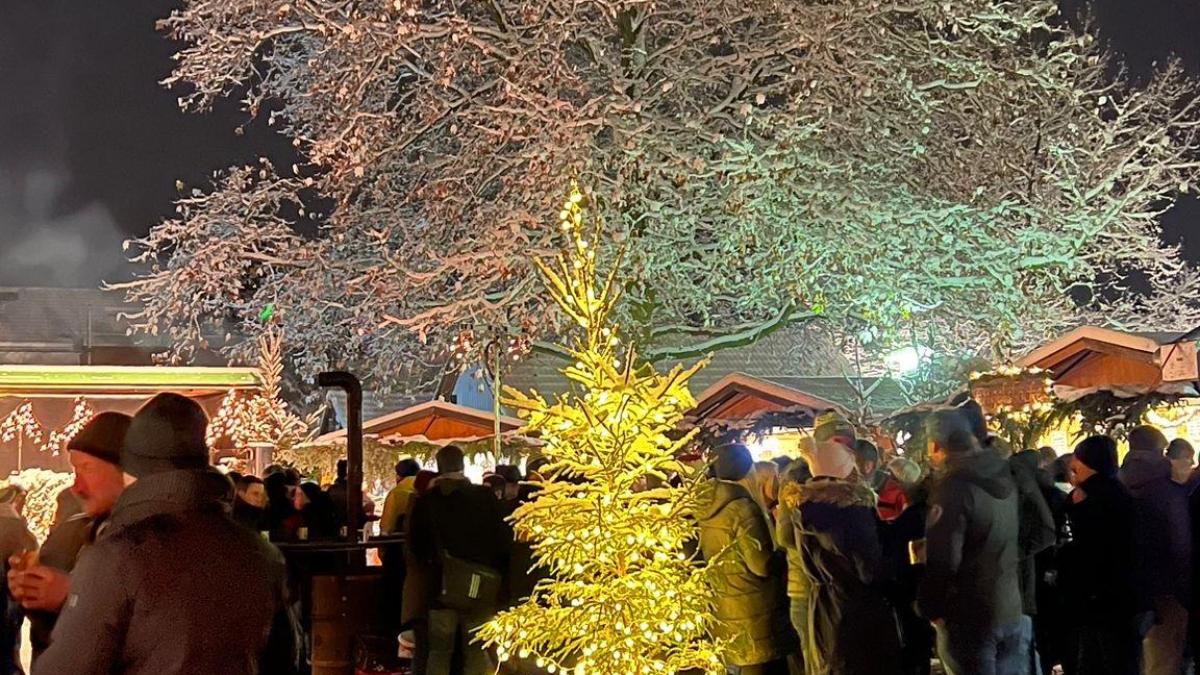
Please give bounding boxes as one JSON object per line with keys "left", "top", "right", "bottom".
{"left": 714, "top": 444, "right": 754, "bottom": 481}
{"left": 813, "top": 410, "right": 856, "bottom": 445}
{"left": 122, "top": 393, "right": 210, "bottom": 477}
{"left": 888, "top": 457, "right": 922, "bottom": 487}
{"left": 1073, "top": 435, "right": 1118, "bottom": 478}
{"left": 66, "top": 412, "right": 131, "bottom": 467}
{"left": 806, "top": 439, "right": 856, "bottom": 479}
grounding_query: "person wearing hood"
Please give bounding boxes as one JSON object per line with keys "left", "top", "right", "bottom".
{"left": 34, "top": 393, "right": 300, "bottom": 675}
{"left": 917, "top": 408, "right": 1024, "bottom": 675}
{"left": 696, "top": 444, "right": 795, "bottom": 674}
{"left": 780, "top": 412, "right": 901, "bottom": 675}
{"left": 406, "top": 445, "right": 511, "bottom": 675}
{"left": 1057, "top": 435, "right": 1140, "bottom": 675}
{"left": 10, "top": 413, "right": 129, "bottom": 667}
{"left": 962, "top": 401, "right": 1055, "bottom": 669}
{"left": 1119, "top": 425, "right": 1192, "bottom": 675}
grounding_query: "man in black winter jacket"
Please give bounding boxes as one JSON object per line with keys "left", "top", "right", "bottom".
{"left": 407, "top": 445, "right": 511, "bottom": 675}
{"left": 918, "top": 409, "right": 1025, "bottom": 675}
{"left": 1059, "top": 435, "right": 1141, "bottom": 675}
{"left": 1119, "top": 425, "right": 1191, "bottom": 675}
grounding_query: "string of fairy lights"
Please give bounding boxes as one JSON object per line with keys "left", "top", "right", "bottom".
{"left": 0, "top": 397, "right": 94, "bottom": 458}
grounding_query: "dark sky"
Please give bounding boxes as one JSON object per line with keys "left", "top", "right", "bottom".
{"left": 0, "top": 0, "right": 1198, "bottom": 287}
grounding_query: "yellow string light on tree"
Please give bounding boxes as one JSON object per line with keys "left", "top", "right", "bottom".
{"left": 475, "top": 183, "right": 725, "bottom": 675}
{"left": 207, "top": 330, "right": 309, "bottom": 451}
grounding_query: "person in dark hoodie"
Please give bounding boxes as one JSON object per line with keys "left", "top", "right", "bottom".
{"left": 960, "top": 400, "right": 1054, "bottom": 670}
{"left": 406, "top": 445, "right": 511, "bottom": 675}
{"left": 1058, "top": 435, "right": 1140, "bottom": 675}
{"left": 918, "top": 408, "right": 1024, "bottom": 675}
{"left": 1119, "top": 424, "right": 1192, "bottom": 675}
{"left": 34, "top": 393, "right": 300, "bottom": 675}
{"left": 781, "top": 413, "right": 900, "bottom": 675}
{"left": 697, "top": 444, "right": 795, "bottom": 674}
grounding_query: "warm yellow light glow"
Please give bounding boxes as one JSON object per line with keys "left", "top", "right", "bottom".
{"left": 475, "top": 184, "right": 724, "bottom": 675}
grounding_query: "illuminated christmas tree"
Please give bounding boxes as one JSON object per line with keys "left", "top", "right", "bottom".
{"left": 476, "top": 186, "right": 723, "bottom": 675}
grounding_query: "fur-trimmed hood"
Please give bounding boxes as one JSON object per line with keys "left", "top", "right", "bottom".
{"left": 780, "top": 477, "right": 876, "bottom": 510}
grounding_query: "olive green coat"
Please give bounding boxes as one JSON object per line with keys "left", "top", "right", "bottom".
{"left": 695, "top": 480, "right": 796, "bottom": 667}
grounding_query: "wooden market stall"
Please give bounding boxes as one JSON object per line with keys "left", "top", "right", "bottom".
{"left": 313, "top": 399, "right": 522, "bottom": 445}
{"left": 0, "top": 364, "right": 262, "bottom": 474}
{"left": 686, "top": 372, "right": 909, "bottom": 459}
{"left": 968, "top": 326, "right": 1200, "bottom": 452}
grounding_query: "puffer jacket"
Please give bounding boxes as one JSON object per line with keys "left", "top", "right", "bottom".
{"left": 783, "top": 477, "right": 901, "bottom": 675}
{"left": 917, "top": 448, "right": 1021, "bottom": 631}
{"left": 1120, "top": 451, "right": 1192, "bottom": 604}
{"left": 695, "top": 480, "right": 795, "bottom": 667}
{"left": 34, "top": 469, "right": 300, "bottom": 675}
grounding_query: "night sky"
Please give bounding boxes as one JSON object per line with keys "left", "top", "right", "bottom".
{"left": 0, "top": 0, "right": 1198, "bottom": 287}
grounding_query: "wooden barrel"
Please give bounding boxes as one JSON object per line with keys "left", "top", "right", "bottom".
{"left": 310, "top": 574, "right": 385, "bottom": 675}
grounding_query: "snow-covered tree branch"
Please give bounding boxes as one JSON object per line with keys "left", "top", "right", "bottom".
{"left": 117, "top": 0, "right": 1200, "bottom": 387}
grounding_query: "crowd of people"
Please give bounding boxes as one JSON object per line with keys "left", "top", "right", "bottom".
{"left": 0, "top": 391, "right": 1199, "bottom": 675}
{"left": 698, "top": 406, "right": 1200, "bottom": 675}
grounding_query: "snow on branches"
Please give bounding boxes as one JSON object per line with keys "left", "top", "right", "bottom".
{"left": 118, "top": 0, "right": 1200, "bottom": 385}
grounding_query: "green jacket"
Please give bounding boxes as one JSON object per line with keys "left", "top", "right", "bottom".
{"left": 695, "top": 480, "right": 795, "bottom": 667}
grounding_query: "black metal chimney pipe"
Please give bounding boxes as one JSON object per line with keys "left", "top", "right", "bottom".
{"left": 317, "top": 371, "right": 362, "bottom": 540}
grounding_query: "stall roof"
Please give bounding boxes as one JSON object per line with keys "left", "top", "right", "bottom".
{"left": 315, "top": 399, "right": 523, "bottom": 444}
{"left": 1016, "top": 326, "right": 1198, "bottom": 394}
{"left": 0, "top": 365, "right": 262, "bottom": 398}
{"left": 689, "top": 372, "right": 908, "bottom": 424}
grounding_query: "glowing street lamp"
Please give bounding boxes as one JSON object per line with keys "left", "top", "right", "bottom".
{"left": 885, "top": 345, "right": 932, "bottom": 374}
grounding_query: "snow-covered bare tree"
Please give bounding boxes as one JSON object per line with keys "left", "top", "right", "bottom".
{"left": 113, "top": 0, "right": 1200, "bottom": 387}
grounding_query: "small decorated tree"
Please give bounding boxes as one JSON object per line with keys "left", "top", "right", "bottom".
{"left": 476, "top": 186, "right": 723, "bottom": 675}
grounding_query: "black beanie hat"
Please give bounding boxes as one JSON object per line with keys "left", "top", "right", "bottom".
{"left": 67, "top": 412, "right": 131, "bottom": 466}
{"left": 1074, "top": 435, "right": 1118, "bottom": 478}
{"left": 714, "top": 444, "right": 754, "bottom": 481}
{"left": 122, "top": 393, "right": 210, "bottom": 477}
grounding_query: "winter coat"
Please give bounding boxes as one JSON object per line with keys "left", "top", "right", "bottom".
{"left": 34, "top": 469, "right": 300, "bottom": 675}
{"left": 880, "top": 481, "right": 929, "bottom": 613}
{"left": 1010, "top": 450, "right": 1056, "bottom": 615}
{"left": 917, "top": 449, "right": 1022, "bottom": 632}
{"left": 775, "top": 483, "right": 811, "bottom": 600}
{"left": 1059, "top": 472, "right": 1141, "bottom": 624}
{"left": 695, "top": 480, "right": 795, "bottom": 668}
{"left": 1119, "top": 451, "right": 1192, "bottom": 604}
{"left": 0, "top": 506, "right": 36, "bottom": 565}
{"left": 231, "top": 497, "right": 267, "bottom": 532}
{"left": 782, "top": 477, "right": 901, "bottom": 675}
{"left": 406, "top": 476, "right": 512, "bottom": 617}
{"left": 327, "top": 477, "right": 349, "bottom": 528}
{"left": 380, "top": 477, "right": 417, "bottom": 535}
{"left": 28, "top": 514, "right": 94, "bottom": 662}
